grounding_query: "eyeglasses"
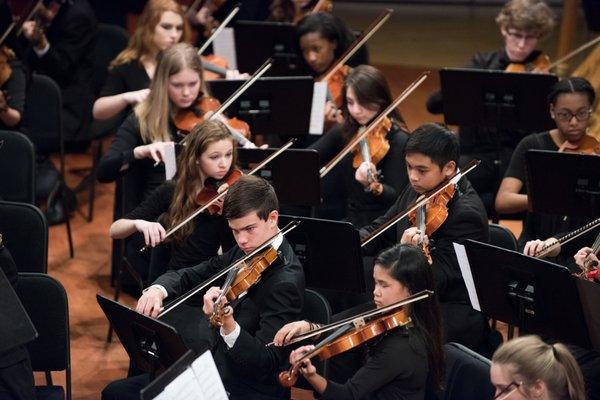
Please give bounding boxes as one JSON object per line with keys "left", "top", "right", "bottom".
{"left": 554, "top": 109, "right": 593, "bottom": 122}
{"left": 493, "top": 381, "right": 521, "bottom": 400}
{"left": 506, "top": 30, "right": 539, "bottom": 42}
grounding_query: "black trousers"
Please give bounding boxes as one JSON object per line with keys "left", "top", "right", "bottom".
{"left": 0, "top": 354, "right": 34, "bottom": 400}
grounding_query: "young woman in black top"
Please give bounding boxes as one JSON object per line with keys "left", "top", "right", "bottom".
{"left": 109, "top": 119, "right": 236, "bottom": 277}
{"left": 496, "top": 77, "right": 597, "bottom": 251}
{"left": 93, "top": 0, "right": 190, "bottom": 122}
{"left": 274, "top": 244, "right": 444, "bottom": 400}
{"left": 97, "top": 42, "right": 211, "bottom": 200}
{"left": 310, "top": 65, "right": 409, "bottom": 226}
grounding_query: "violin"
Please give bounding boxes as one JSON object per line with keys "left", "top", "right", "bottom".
{"left": 320, "top": 71, "right": 429, "bottom": 179}
{"left": 140, "top": 139, "right": 296, "bottom": 252}
{"left": 325, "top": 64, "right": 349, "bottom": 108}
{"left": 291, "top": 0, "right": 333, "bottom": 23}
{"left": 173, "top": 96, "right": 252, "bottom": 145}
{"left": 157, "top": 220, "right": 300, "bottom": 318}
{"left": 277, "top": 290, "right": 433, "bottom": 388}
{"left": 196, "top": 168, "right": 242, "bottom": 215}
{"left": 209, "top": 246, "right": 280, "bottom": 327}
{"left": 557, "top": 135, "right": 600, "bottom": 155}
{"left": 352, "top": 117, "right": 392, "bottom": 190}
{"left": 0, "top": 46, "right": 14, "bottom": 87}
{"left": 505, "top": 52, "right": 551, "bottom": 73}
{"left": 362, "top": 159, "right": 480, "bottom": 248}
{"left": 581, "top": 231, "right": 600, "bottom": 282}
{"left": 408, "top": 184, "right": 456, "bottom": 263}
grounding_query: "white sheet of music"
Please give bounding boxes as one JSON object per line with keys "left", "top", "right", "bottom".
{"left": 453, "top": 242, "right": 481, "bottom": 312}
{"left": 163, "top": 142, "right": 177, "bottom": 180}
{"left": 153, "top": 351, "right": 228, "bottom": 400}
{"left": 191, "top": 351, "right": 228, "bottom": 399}
{"left": 309, "top": 81, "right": 327, "bottom": 135}
{"left": 213, "top": 28, "right": 237, "bottom": 71}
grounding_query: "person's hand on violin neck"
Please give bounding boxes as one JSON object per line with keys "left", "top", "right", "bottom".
{"left": 136, "top": 287, "right": 166, "bottom": 318}
{"left": 400, "top": 226, "right": 429, "bottom": 248}
{"left": 273, "top": 320, "right": 312, "bottom": 346}
{"left": 203, "top": 286, "right": 236, "bottom": 334}
{"left": 575, "top": 247, "right": 599, "bottom": 270}
{"left": 289, "top": 345, "right": 317, "bottom": 377}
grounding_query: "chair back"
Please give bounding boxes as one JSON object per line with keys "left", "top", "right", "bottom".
{"left": 23, "top": 74, "right": 63, "bottom": 157}
{"left": 0, "top": 201, "right": 48, "bottom": 273}
{"left": 16, "top": 272, "right": 71, "bottom": 400}
{"left": 0, "top": 130, "right": 35, "bottom": 203}
{"left": 442, "top": 342, "right": 494, "bottom": 400}
{"left": 302, "top": 289, "right": 332, "bottom": 325}
{"left": 489, "top": 223, "right": 518, "bottom": 251}
{"left": 92, "top": 23, "right": 129, "bottom": 95}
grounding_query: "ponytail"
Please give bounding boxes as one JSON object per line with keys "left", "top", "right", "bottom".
{"left": 492, "top": 336, "right": 586, "bottom": 400}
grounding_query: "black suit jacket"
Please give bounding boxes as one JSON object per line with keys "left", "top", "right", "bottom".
{"left": 360, "top": 178, "right": 491, "bottom": 350}
{"left": 154, "top": 238, "right": 305, "bottom": 399}
{"left": 26, "top": 0, "right": 97, "bottom": 142}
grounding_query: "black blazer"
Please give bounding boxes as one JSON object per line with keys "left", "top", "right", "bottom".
{"left": 154, "top": 238, "right": 305, "bottom": 399}
{"left": 25, "top": 0, "right": 97, "bottom": 142}
{"left": 360, "top": 178, "right": 491, "bottom": 350}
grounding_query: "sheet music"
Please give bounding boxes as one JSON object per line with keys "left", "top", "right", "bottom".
{"left": 164, "top": 142, "right": 177, "bottom": 180}
{"left": 191, "top": 350, "right": 229, "bottom": 399}
{"left": 453, "top": 242, "right": 481, "bottom": 312}
{"left": 153, "top": 351, "right": 228, "bottom": 400}
{"left": 309, "top": 81, "right": 327, "bottom": 135}
{"left": 213, "top": 28, "right": 237, "bottom": 71}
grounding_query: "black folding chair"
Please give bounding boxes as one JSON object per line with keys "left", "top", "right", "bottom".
{"left": 0, "top": 201, "right": 48, "bottom": 273}
{"left": 0, "top": 130, "right": 35, "bottom": 204}
{"left": 16, "top": 273, "right": 72, "bottom": 400}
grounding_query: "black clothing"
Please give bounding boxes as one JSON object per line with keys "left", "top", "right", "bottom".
{"left": 0, "top": 60, "right": 26, "bottom": 132}
{"left": 97, "top": 60, "right": 151, "bottom": 133}
{"left": 0, "top": 245, "right": 34, "bottom": 400}
{"left": 504, "top": 131, "right": 597, "bottom": 258}
{"left": 426, "top": 49, "right": 546, "bottom": 198}
{"left": 25, "top": 0, "right": 97, "bottom": 143}
{"left": 103, "top": 239, "right": 305, "bottom": 400}
{"left": 323, "top": 327, "right": 428, "bottom": 400}
{"left": 97, "top": 113, "right": 179, "bottom": 200}
{"left": 123, "top": 181, "right": 236, "bottom": 270}
{"left": 359, "top": 178, "right": 490, "bottom": 352}
{"left": 310, "top": 122, "right": 409, "bottom": 226}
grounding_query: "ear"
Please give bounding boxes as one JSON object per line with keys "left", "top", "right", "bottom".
{"left": 528, "top": 379, "right": 546, "bottom": 399}
{"left": 500, "top": 26, "right": 508, "bottom": 38}
{"left": 549, "top": 104, "right": 555, "bottom": 119}
{"left": 443, "top": 160, "right": 457, "bottom": 179}
{"left": 268, "top": 210, "right": 279, "bottom": 227}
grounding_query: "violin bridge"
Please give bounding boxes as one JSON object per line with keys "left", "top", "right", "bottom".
{"left": 353, "top": 317, "right": 366, "bottom": 329}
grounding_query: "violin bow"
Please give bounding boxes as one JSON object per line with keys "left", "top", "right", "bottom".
{"left": 267, "top": 290, "right": 433, "bottom": 346}
{"left": 140, "top": 138, "right": 295, "bottom": 252}
{"left": 534, "top": 216, "right": 600, "bottom": 258}
{"left": 158, "top": 220, "right": 300, "bottom": 318}
{"left": 361, "top": 159, "right": 480, "bottom": 247}
{"left": 320, "top": 9, "right": 393, "bottom": 83}
{"left": 197, "top": 5, "right": 240, "bottom": 55}
{"left": 542, "top": 36, "right": 600, "bottom": 73}
{"left": 319, "top": 71, "right": 429, "bottom": 178}
{"left": 0, "top": 0, "right": 41, "bottom": 46}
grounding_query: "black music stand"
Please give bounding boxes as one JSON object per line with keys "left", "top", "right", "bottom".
{"left": 209, "top": 76, "right": 313, "bottom": 141}
{"left": 462, "top": 240, "right": 596, "bottom": 350}
{"left": 440, "top": 68, "right": 557, "bottom": 131}
{"left": 0, "top": 268, "right": 37, "bottom": 353}
{"left": 237, "top": 148, "right": 320, "bottom": 208}
{"left": 234, "top": 20, "right": 308, "bottom": 76}
{"left": 97, "top": 294, "right": 188, "bottom": 380}
{"left": 279, "top": 215, "right": 366, "bottom": 313}
{"left": 440, "top": 68, "right": 558, "bottom": 219}
{"left": 526, "top": 150, "right": 600, "bottom": 218}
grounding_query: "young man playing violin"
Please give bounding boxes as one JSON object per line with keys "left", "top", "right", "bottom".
{"left": 426, "top": 0, "right": 555, "bottom": 203}
{"left": 360, "top": 123, "right": 492, "bottom": 355}
{"left": 102, "top": 175, "right": 305, "bottom": 400}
